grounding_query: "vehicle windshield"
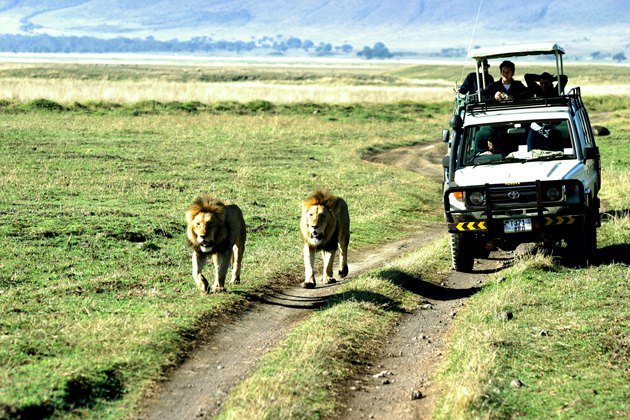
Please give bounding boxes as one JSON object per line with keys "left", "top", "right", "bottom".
{"left": 461, "top": 119, "right": 574, "bottom": 166}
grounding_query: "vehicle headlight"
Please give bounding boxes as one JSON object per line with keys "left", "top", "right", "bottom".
{"left": 545, "top": 187, "right": 562, "bottom": 201}
{"left": 469, "top": 191, "right": 485, "bottom": 206}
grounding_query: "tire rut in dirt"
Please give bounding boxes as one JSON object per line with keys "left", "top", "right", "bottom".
{"left": 333, "top": 253, "right": 509, "bottom": 420}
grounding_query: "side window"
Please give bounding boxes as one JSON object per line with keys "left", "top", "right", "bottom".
{"left": 579, "top": 110, "right": 594, "bottom": 147}
{"left": 555, "top": 120, "right": 573, "bottom": 151}
{"left": 572, "top": 118, "right": 585, "bottom": 157}
{"left": 462, "top": 126, "right": 494, "bottom": 164}
{"left": 462, "top": 127, "right": 480, "bottom": 164}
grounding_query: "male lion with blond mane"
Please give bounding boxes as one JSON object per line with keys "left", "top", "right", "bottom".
{"left": 185, "top": 194, "right": 246, "bottom": 293}
{"left": 300, "top": 189, "right": 350, "bottom": 289}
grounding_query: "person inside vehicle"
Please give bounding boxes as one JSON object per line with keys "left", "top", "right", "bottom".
{"left": 525, "top": 72, "right": 568, "bottom": 97}
{"left": 476, "top": 133, "right": 504, "bottom": 157}
{"left": 526, "top": 122, "right": 563, "bottom": 151}
{"left": 481, "top": 60, "right": 530, "bottom": 102}
{"left": 457, "top": 59, "right": 494, "bottom": 95}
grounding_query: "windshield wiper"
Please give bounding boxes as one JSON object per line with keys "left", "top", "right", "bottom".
{"left": 471, "top": 156, "right": 526, "bottom": 167}
{"left": 529, "top": 154, "right": 565, "bottom": 161}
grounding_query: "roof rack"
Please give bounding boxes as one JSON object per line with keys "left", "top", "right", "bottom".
{"left": 566, "top": 87, "right": 585, "bottom": 115}
{"left": 463, "top": 87, "right": 583, "bottom": 115}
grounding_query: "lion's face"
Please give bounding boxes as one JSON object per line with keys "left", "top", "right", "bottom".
{"left": 188, "top": 211, "right": 223, "bottom": 253}
{"left": 302, "top": 204, "right": 335, "bottom": 246}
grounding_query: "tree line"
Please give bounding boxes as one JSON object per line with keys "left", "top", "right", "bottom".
{"left": 0, "top": 33, "right": 393, "bottom": 59}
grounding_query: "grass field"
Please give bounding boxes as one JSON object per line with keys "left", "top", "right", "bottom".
{"left": 0, "top": 61, "right": 627, "bottom": 105}
{"left": 0, "top": 59, "right": 629, "bottom": 419}
{"left": 0, "top": 88, "right": 447, "bottom": 418}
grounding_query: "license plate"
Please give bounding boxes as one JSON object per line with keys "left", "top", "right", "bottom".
{"left": 504, "top": 218, "right": 532, "bottom": 233}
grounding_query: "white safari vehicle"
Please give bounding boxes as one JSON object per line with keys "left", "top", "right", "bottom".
{"left": 442, "top": 43, "right": 601, "bottom": 271}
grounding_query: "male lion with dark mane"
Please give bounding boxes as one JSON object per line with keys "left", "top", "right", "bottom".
{"left": 300, "top": 189, "right": 350, "bottom": 289}
{"left": 185, "top": 194, "right": 246, "bottom": 293}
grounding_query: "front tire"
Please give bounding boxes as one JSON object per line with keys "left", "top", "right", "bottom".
{"left": 450, "top": 233, "right": 475, "bottom": 272}
{"left": 565, "top": 214, "right": 597, "bottom": 266}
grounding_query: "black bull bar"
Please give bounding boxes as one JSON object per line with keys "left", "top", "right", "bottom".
{"left": 443, "top": 180, "right": 587, "bottom": 234}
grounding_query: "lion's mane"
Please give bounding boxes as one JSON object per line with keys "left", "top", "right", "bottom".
{"left": 185, "top": 194, "right": 231, "bottom": 255}
{"left": 301, "top": 189, "right": 341, "bottom": 249}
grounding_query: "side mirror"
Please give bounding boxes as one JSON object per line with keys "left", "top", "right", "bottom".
{"left": 585, "top": 147, "right": 600, "bottom": 160}
{"left": 442, "top": 129, "right": 450, "bottom": 143}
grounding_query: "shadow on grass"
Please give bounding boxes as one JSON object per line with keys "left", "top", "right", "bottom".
{"left": 377, "top": 269, "right": 482, "bottom": 301}
{"left": 252, "top": 263, "right": 486, "bottom": 314}
{"left": 603, "top": 209, "right": 630, "bottom": 219}
{"left": 320, "top": 269, "right": 483, "bottom": 315}
{"left": 597, "top": 243, "right": 630, "bottom": 265}
{"left": 508, "top": 246, "right": 629, "bottom": 270}
{"left": 1, "top": 366, "right": 125, "bottom": 420}
{"left": 254, "top": 289, "right": 330, "bottom": 310}
{"left": 598, "top": 209, "right": 630, "bottom": 265}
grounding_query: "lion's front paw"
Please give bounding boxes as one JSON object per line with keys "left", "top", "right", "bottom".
{"left": 323, "top": 277, "right": 337, "bottom": 284}
{"left": 196, "top": 275, "right": 209, "bottom": 293}
{"left": 230, "top": 277, "right": 241, "bottom": 286}
{"left": 339, "top": 265, "right": 348, "bottom": 278}
{"left": 301, "top": 282, "right": 316, "bottom": 289}
{"left": 212, "top": 286, "right": 226, "bottom": 293}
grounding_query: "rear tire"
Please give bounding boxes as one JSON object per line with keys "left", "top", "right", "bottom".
{"left": 450, "top": 233, "right": 475, "bottom": 272}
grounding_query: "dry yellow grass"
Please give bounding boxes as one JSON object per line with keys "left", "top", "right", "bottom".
{"left": 0, "top": 78, "right": 623, "bottom": 105}
{"left": 0, "top": 57, "right": 626, "bottom": 105}
{"left": 602, "top": 165, "right": 630, "bottom": 204}
{"left": 0, "top": 77, "right": 454, "bottom": 104}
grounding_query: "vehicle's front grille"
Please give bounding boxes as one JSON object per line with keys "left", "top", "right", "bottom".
{"left": 487, "top": 185, "right": 538, "bottom": 207}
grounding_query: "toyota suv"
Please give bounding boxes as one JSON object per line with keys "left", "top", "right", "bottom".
{"left": 442, "top": 44, "right": 601, "bottom": 271}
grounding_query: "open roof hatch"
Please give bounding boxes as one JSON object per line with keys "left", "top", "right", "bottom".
{"left": 468, "top": 43, "right": 566, "bottom": 101}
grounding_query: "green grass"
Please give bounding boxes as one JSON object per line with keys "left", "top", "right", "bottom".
{"left": 584, "top": 96, "right": 630, "bottom": 113}
{"left": 0, "top": 96, "right": 452, "bottom": 121}
{"left": 433, "top": 241, "right": 630, "bottom": 419}
{"left": 0, "top": 104, "right": 446, "bottom": 419}
{"left": 4, "top": 62, "right": 628, "bottom": 88}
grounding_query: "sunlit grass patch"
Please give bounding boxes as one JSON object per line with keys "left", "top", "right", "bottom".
{"left": 601, "top": 163, "right": 630, "bottom": 213}
{"left": 434, "top": 253, "right": 630, "bottom": 419}
{"left": 0, "top": 76, "right": 454, "bottom": 105}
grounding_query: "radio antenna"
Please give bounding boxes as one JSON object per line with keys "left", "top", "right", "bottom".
{"left": 459, "top": 0, "right": 484, "bottom": 85}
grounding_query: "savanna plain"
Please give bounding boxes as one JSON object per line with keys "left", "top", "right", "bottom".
{"left": 1, "top": 59, "right": 630, "bottom": 419}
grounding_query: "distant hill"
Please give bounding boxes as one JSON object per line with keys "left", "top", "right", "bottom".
{"left": 0, "top": 0, "right": 628, "bottom": 58}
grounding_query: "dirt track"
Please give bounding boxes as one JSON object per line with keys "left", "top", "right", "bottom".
{"left": 137, "top": 140, "right": 508, "bottom": 419}
{"left": 334, "top": 254, "right": 508, "bottom": 420}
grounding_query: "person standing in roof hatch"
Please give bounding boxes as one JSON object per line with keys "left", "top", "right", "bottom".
{"left": 481, "top": 60, "right": 530, "bottom": 102}
{"left": 525, "top": 72, "right": 568, "bottom": 97}
{"left": 457, "top": 59, "right": 494, "bottom": 95}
